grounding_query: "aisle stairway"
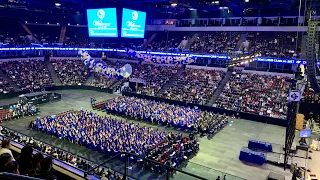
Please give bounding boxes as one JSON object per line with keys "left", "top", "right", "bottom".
{"left": 235, "top": 33, "right": 247, "bottom": 51}
{"left": 59, "top": 24, "right": 67, "bottom": 43}
{"left": 143, "top": 32, "right": 158, "bottom": 49}
{"left": 19, "top": 21, "right": 40, "bottom": 43}
{"left": 45, "top": 61, "right": 62, "bottom": 86}
{"left": 84, "top": 72, "right": 95, "bottom": 85}
{"left": 206, "top": 69, "right": 233, "bottom": 106}
{"left": 184, "top": 33, "right": 199, "bottom": 50}
{"left": 0, "top": 69, "right": 20, "bottom": 92}
{"left": 156, "top": 66, "right": 185, "bottom": 96}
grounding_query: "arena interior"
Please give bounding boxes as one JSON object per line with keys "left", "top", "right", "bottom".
{"left": 0, "top": 0, "right": 320, "bottom": 180}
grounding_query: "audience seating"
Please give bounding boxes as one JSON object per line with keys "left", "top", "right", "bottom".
{"left": 159, "top": 68, "right": 225, "bottom": 105}
{"left": 51, "top": 58, "right": 90, "bottom": 85}
{"left": 1, "top": 60, "right": 54, "bottom": 90}
{"left": 132, "top": 64, "right": 179, "bottom": 96}
{"left": 190, "top": 32, "right": 240, "bottom": 54}
{"left": 215, "top": 70, "right": 290, "bottom": 119}
{"left": 246, "top": 32, "right": 299, "bottom": 58}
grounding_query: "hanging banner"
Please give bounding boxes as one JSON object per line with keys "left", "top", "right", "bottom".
{"left": 78, "top": 49, "right": 132, "bottom": 80}
{"left": 126, "top": 49, "right": 197, "bottom": 64}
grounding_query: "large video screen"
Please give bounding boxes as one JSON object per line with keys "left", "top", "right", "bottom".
{"left": 87, "top": 8, "right": 118, "bottom": 37}
{"left": 121, "top": 8, "right": 146, "bottom": 38}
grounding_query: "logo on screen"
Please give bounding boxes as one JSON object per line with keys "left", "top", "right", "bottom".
{"left": 97, "top": 9, "right": 105, "bottom": 19}
{"left": 132, "top": 11, "right": 138, "bottom": 21}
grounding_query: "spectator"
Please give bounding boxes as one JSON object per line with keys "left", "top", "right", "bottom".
{"left": 0, "top": 139, "right": 15, "bottom": 161}
{"left": 29, "top": 152, "right": 44, "bottom": 177}
{"left": 0, "top": 153, "right": 12, "bottom": 172}
{"left": 35, "top": 157, "right": 57, "bottom": 180}
{"left": 3, "top": 160, "right": 20, "bottom": 174}
{"left": 17, "top": 145, "right": 33, "bottom": 175}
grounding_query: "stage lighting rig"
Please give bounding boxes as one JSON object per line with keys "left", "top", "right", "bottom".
{"left": 227, "top": 52, "right": 261, "bottom": 67}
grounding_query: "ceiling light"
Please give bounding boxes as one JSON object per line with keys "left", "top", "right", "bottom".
{"left": 171, "top": 3, "right": 177, "bottom": 7}
{"left": 245, "top": 0, "right": 249, "bottom": 2}
{"left": 55, "top": 3, "right": 61, "bottom": 7}
{"left": 189, "top": 8, "right": 196, "bottom": 10}
{"left": 212, "top": 1, "right": 219, "bottom": 4}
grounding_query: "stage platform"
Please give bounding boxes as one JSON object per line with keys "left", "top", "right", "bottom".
{"left": 19, "top": 91, "right": 61, "bottom": 105}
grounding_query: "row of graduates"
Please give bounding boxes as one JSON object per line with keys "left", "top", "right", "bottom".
{"left": 30, "top": 110, "right": 198, "bottom": 165}
{"left": 104, "top": 96, "right": 200, "bottom": 131}
{"left": 104, "top": 96, "right": 228, "bottom": 134}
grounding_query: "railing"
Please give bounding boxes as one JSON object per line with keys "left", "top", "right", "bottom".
{"left": 84, "top": 152, "right": 207, "bottom": 180}
{"left": 0, "top": 172, "right": 43, "bottom": 180}
{"left": 84, "top": 152, "right": 246, "bottom": 180}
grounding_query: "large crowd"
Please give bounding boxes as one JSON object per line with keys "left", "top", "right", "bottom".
{"left": 51, "top": 59, "right": 90, "bottom": 85}
{"left": 132, "top": 64, "right": 179, "bottom": 96}
{"left": 215, "top": 70, "right": 290, "bottom": 119}
{"left": 190, "top": 32, "right": 239, "bottom": 54}
{"left": 246, "top": 32, "right": 299, "bottom": 58}
{"left": 102, "top": 96, "right": 228, "bottom": 134}
{"left": 1, "top": 60, "right": 53, "bottom": 91}
{"left": 159, "top": 68, "right": 225, "bottom": 105}
{"left": 31, "top": 110, "right": 199, "bottom": 169}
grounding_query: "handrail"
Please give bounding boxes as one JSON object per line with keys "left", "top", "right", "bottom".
{"left": 84, "top": 152, "right": 209, "bottom": 180}
{"left": 0, "top": 172, "right": 43, "bottom": 180}
{"left": 84, "top": 153, "right": 121, "bottom": 177}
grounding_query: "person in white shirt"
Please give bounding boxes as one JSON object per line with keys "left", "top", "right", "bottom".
{"left": 0, "top": 140, "right": 15, "bottom": 161}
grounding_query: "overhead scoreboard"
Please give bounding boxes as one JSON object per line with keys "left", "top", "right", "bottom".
{"left": 86, "top": 8, "right": 118, "bottom": 37}
{"left": 121, "top": 8, "right": 146, "bottom": 38}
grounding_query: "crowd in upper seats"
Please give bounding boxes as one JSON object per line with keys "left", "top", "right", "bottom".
{"left": 51, "top": 58, "right": 90, "bottom": 85}
{"left": 132, "top": 64, "right": 179, "bottom": 96}
{"left": 159, "top": 68, "right": 224, "bottom": 105}
{"left": 146, "top": 32, "right": 189, "bottom": 51}
{"left": 215, "top": 70, "right": 290, "bottom": 119}
{"left": 190, "top": 32, "right": 239, "bottom": 54}
{"left": 1, "top": 60, "right": 53, "bottom": 91}
{"left": 246, "top": 32, "right": 299, "bottom": 58}
{"left": 103, "top": 96, "right": 228, "bottom": 134}
{"left": 0, "top": 127, "right": 124, "bottom": 180}
{"left": 31, "top": 110, "right": 199, "bottom": 169}
{"left": 0, "top": 77, "right": 13, "bottom": 94}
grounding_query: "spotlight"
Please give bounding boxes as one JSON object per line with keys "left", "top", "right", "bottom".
{"left": 55, "top": 3, "right": 61, "bottom": 7}
{"left": 245, "top": 0, "right": 249, "bottom": 2}
{"left": 212, "top": 1, "right": 219, "bottom": 4}
{"left": 171, "top": 3, "right": 177, "bottom": 7}
{"left": 188, "top": 8, "right": 196, "bottom": 10}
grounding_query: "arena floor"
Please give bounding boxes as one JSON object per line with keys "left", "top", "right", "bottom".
{"left": 0, "top": 90, "right": 295, "bottom": 180}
